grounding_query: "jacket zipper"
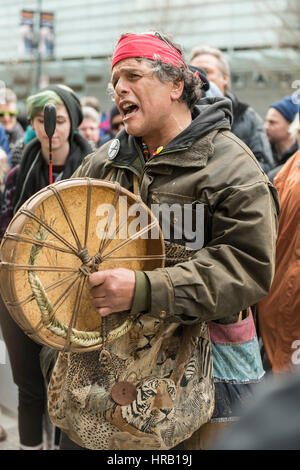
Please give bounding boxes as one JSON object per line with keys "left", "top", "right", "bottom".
{"left": 133, "top": 138, "right": 146, "bottom": 168}
{"left": 108, "top": 146, "right": 189, "bottom": 183}
{"left": 140, "top": 147, "right": 189, "bottom": 181}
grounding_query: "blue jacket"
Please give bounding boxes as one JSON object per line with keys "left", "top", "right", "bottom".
{"left": 0, "top": 123, "right": 11, "bottom": 165}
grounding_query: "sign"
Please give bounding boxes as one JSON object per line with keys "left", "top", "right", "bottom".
{"left": 19, "top": 9, "right": 34, "bottom": 57}
{"left": 18, "top": 10, "right": 55, "bottom": 58}
{"left": 39, "top": 12, "right": 55, "bottom": 58}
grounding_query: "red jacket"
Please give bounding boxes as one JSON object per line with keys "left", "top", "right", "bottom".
{"left": 258, "top": 150, "right": 300, "bottom": 372}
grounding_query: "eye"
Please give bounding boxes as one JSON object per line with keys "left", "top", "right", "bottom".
{"left": 141, "top": 386, "right": 155, "bottom": 399}
{"left": 111, "top": 76, "right": 120, "bottom": 89}
{"left": 128, "top": 72, "right": 141, "bottom": 81}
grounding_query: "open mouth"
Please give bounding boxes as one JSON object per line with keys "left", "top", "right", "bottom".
{"left": 122, "top": 103, "right": 139, "bottom": 119}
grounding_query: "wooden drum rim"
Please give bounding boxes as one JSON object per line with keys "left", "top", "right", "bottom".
{"left": 0, "top": 178, "right": 165, "bottom": 352}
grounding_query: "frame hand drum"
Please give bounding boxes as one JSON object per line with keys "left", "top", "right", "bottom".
{"left": 0, "top": 178, "right": 164, "bottom": 352}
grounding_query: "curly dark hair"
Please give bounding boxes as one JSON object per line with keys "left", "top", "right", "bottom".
{"left": 115, "top": 32, "right": 204, "bottom": 110}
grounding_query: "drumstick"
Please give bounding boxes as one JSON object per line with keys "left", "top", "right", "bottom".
{"left": 43, "top": 103, "right": 57, "bottom": 185}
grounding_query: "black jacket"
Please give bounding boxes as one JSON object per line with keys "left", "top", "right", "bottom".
{"left": 267, "top": 140, "right": 299, "bottom": 182}
{"left": 73, "top": 97, "right": 279, "bottom": 325}
{"left": 13, "top": 134, "right": 92, "bottom": 214}
{"left": 227, "top": 92, "right": 274, "bottom": 174}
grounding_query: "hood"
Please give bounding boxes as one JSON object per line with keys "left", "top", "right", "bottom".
{"left": 43, "top": 85, "right": 83, "bottom": 140}
{"left": 164, "top": 96, "right": 232, "bottom": 151}
{"left": 226, "top": 92, "right": 249, "bottom": 125}
{"left": 107, "top": 96, "right": 232, "bottom": 167}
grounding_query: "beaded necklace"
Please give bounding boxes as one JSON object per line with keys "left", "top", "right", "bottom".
{"left": 141, "top": 141, "right": 164, "bottom": 162}
{"left": 142, "top": 141, "right": 150, "bottom": 161}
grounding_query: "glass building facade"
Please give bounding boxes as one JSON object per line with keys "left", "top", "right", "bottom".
{"left": 0, "top": 0, "right": 299, "bottom": 116}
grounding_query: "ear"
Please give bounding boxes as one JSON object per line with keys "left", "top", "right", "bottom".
{"left": 222, "top": 74, "right": 230, "bottom": 91}
{"left": 170, "top": 80, "right": 184, "bottom": 101}
{"left": 30, "top": 119, "right": 35, "bottom": 131}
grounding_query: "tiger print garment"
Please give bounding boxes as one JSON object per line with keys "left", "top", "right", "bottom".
{"left": 47, "top": 242, "right": 215, "bottom": 450}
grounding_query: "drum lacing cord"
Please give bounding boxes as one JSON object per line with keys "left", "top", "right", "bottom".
{"left": 25, "top": 224, "right": 103, "bottom": 347}
{"left": 6, "top": 178, "right": 195, "bottom": 350}
{"left": 26, "top": 230, "right": 135, "bottom": 348}
{"left": 78, "top": 247, "right": 90, "bottom": 265}
{"left": 15, "top": 180, "right": 140, "bottom": 349}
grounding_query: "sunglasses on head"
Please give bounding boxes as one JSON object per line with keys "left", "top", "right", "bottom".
{"left": 0, "top": 111, "right": 18, "bottom": 118}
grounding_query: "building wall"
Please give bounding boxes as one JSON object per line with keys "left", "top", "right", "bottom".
{"left": 0, "top": 0, "right": 299, "bottom": 116}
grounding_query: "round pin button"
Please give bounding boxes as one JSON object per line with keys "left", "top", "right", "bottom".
{"left": 108, "top": 139, "right": 120, "bottom": 160}
{"left": 111, "top": 381, "right": 137, "bottom": 406}
{"left": 160, "top": 310, "right": 166, "bottom": 318}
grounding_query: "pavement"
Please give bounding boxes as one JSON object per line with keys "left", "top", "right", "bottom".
{"left": 0, "top": 334, "right": 58, "bottom": 451}
{"left": 0, "top": 407, "right": 19, "bottom": 450}
{"left": 0, "top": 407, "right": 60, "bottom": 450}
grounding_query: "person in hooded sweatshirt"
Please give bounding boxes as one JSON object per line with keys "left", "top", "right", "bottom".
{"left": 47, "top": 32, "right": 279, "bottom": 451}
{"left": 189, "top": 45, "right": 275, "bottom": 174}
{"left": 0, "top": 84, "right": 92, "bottom": 450}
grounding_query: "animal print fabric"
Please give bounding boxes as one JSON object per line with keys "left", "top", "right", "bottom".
{"left": 48, "top": 316, "right": 214, "bottom": 450}
{"left": 48, "top": 242, "right": 214, "bottom": 450}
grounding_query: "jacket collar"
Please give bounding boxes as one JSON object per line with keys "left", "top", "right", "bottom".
{"left": 107, "top": 97, "right": 232, "bottom": 169}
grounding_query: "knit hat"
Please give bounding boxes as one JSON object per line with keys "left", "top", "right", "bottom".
{"left": 270, "top": 95, "right": 299, "bottom": 123}
{"left": 43, "top": 84, "right": 83, "bottom": 138}
{"left": 109, "top": 104, "right": 121, "bottom": 127}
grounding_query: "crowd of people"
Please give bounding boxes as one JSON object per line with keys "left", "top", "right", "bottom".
{"left": 0, "top": 32, "right": 299, "bottom": 450}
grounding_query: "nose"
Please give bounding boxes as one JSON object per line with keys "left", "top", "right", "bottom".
{"left": 114, "top": 77, "right": 130, "bottom": 97}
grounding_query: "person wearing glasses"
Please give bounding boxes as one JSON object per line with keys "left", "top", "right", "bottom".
{"left": 189, "top": 45, "right": 274, "bottom": 174}
{"left": 78, "top": 106, "right": 103, "bottom": 149}
{"left": 47, "top": 32, "right": 279, "bottom": 451}
{"left": 0, "top": 88, "right": 24, "bottom": 157}
{"left": 80, "top": 96, "right": 112, "bottom": 147}
{"left": 109, "top": 103, "right": 124, "bottom": 136}
{"left": 0, "top": 84, "right": 92, "bottom": 450}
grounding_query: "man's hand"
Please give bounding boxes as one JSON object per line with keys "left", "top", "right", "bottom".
{"left": 88, "top": 268, "right": 136, "bottom": 316}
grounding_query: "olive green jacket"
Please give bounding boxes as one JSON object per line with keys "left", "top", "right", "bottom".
{"left": 73, "top": 98, "right": 280, "bottom": 325}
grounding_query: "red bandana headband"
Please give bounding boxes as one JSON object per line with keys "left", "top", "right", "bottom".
{"left": 111, "top": 33, "right": 186, "bottom": 70}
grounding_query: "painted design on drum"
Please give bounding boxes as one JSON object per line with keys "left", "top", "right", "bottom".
{"left": 0, "top": 180, "right": 165, "bottom": 355}
{"left": 25, "top": 221, "right": 135, "bottom": 347}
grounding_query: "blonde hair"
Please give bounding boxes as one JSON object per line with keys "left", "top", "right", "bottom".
{"left": 82, "top": 106, "right": 100, "bottom": 124}
{"left": 80, "top": 96, "right": 100, "bottom": 113}
{"left": 289, "top": 113, "right": 300, "bottom": 141}
{"left": 189, "top": 45, "right": 231, "bottom": 93}
{"left": 0, "top": 148, "right": 9, "bottom": 195}
{"left": 3, "top": 88, "right": 17, "bottom": 104}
